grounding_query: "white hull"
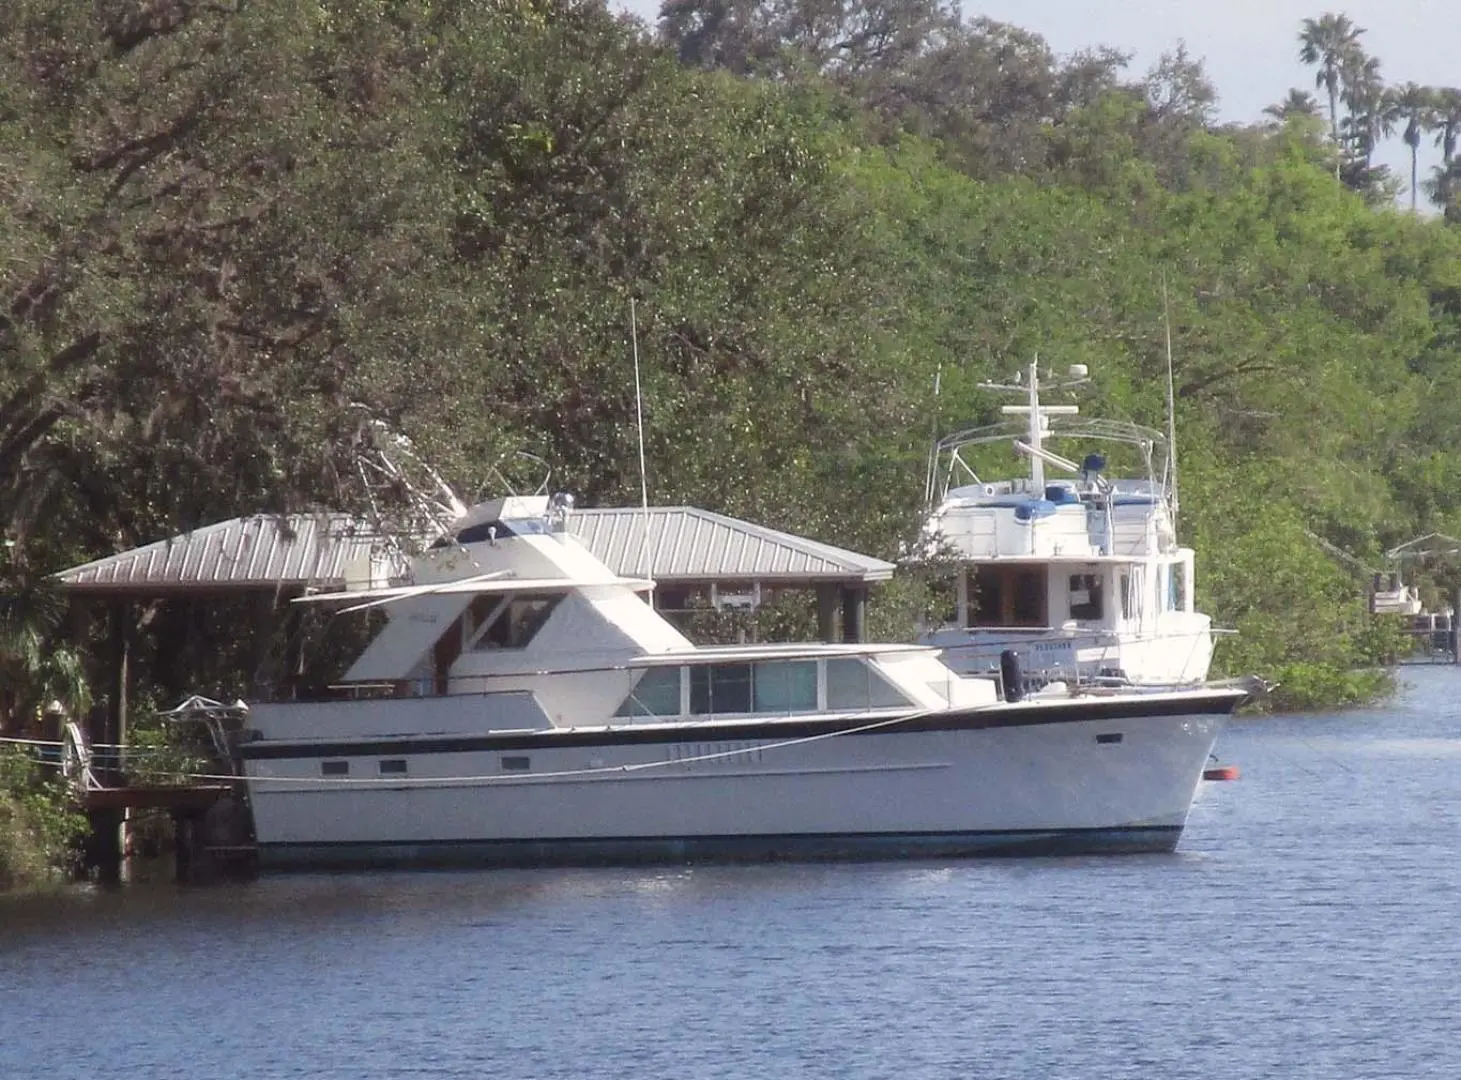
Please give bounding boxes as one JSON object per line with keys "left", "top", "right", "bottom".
{"left": 240, "top": 695, "right": 1234, "bottom": 869}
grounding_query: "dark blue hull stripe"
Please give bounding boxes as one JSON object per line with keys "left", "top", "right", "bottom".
{"left": 239, "top": 691, "right": 1244, "bottom": 761}
{"left": 256, "top": 826, "right": 1184, "bottom": 870}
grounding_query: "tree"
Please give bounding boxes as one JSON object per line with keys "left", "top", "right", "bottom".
{"left": 1388, "top": 83, "right": 1439, "bottom": 211}
{"left": 1264, "top": 88, "right": 1322, "bottom": 126}
{"left": 1434, "top": 87, "right": 1461, "bottom": 164}
{"left": 1143, "top": 42, "right": 1217, "bottom": 127}
{"left": 1426, "top": 159, "right": 1461, "bottom": 223}
{"left": 1298, "top": 12, "right": 1365, "bottom": 167}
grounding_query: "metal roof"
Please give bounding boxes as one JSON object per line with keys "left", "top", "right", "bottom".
{"left": 55, "top": 507, "right": 893, "bottom": 596}
{"left": 570, "top": 507, "right": 892, "bottom": 584}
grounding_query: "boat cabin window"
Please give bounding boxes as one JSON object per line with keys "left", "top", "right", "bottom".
{"left": 472, "top": 594, "right": 562, "bottom": 650}
{"left": 453, "top": 518, "right": 548, "bottom": 543}
{"left": 1167, "top": 563, "right": 1185, "bottom": 611}
{"left": 1068, "top": 573, "right": 1104, "bottom": 621}
{"left": 615, "top": 666, "right": 683, "bottom": 717}
{"left": 825, "top": 658, "right": 912, "bottom": 711}
{"left": 967, "top": 566, "right": 1048, "bottom": 627}
{"left": 618, "top": 660, "right": 821, "bottom": 718}
{"left": 1119, "top": 574, "right": 1131, "bottom": 620}
{"left": 752, "top": 661, "right": 818, "bottom": 713}
{"left": 690, "top": 663, "right": 752, "bottom": 714}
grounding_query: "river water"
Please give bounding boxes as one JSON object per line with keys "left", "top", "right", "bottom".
{"left": 3, "top": 666, "right": 1459, "bottom": 1079}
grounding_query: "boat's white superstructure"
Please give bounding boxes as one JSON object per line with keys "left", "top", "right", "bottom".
{"left": 236, "top": 492, "right": 1243, "bottom": 869}
{"left": 917, "top": 362, "right": 1214, "bottom": 687}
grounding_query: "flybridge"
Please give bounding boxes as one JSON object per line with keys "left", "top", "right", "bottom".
{"left": 916, "top": 358, "right": 1214, "bottom": 688}
{"left": 924, "top": 359, "right": 1173, "bottom": 517}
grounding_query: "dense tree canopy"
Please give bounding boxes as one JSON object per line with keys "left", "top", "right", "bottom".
{"left": 3, "top": 1, "right": 1461, "bottom": 718}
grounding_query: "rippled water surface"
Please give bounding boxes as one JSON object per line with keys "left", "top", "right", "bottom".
{"left": 4, "top": 667, "right": 1460, "bottom": 1079}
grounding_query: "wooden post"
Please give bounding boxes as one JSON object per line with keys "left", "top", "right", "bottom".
{"left": 85, "top": 808, "right": 123, "bottom": 885}
{"left": 1453, "top": 589, "right": 1461, "bottom": 664}
{"left": 104, "top": 600, "right": 131, "bottom": 786}
{"left": 816, "top": 585, "right": 840, "bottom": 644}
{"left": 841, "top": 586, "right": 868, "bottom": 644}
{"left": 283, "top": 603, "right": 305, "bottom": 700}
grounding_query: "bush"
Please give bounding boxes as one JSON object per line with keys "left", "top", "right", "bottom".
{"left": 0, "top": 746, "right": 87, "bottom": 891}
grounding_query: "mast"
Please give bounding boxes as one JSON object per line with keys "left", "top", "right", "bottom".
{"left": 630, "top": 298, "right": 653, "bottom": 592}
{"left": 982, "top": 356, "right": 1081, "bottom": 492}
{"left": 1161, "top": 275, "right": 1180, "bottom": 526}
{"left": 1024, "top": 360, "right": 1045, "bottom": 490}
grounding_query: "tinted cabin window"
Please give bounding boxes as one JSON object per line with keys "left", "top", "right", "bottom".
{"left": 455, "top": 521, "right": 516, "bottom": 544}
{"left": 1068, "top": 574, "right": 1104, "bottom": 621}
{"left": 474, "top": 595, "right": 562, "bottom": 650}
{"left": 689, "top": 664, "right": 753, "bottom": 715}
{"left": 321, "top": 760, "right": 349, "bottom": 777}
{"left": 1168, "top": 563, "right": 1185, "bottom": 611}
{"left": 825, "top": 658, "right": 912, "bottom": 711}
{"left": 615, "top": 667, "right": 682, "bottom": 717}
{"left": 752, "top": 661, "right": 818, "bottom": 713}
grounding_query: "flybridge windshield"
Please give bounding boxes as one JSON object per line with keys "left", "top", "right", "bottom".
{"left": 426, "top": 517, "right": 551, "bottom": 549}
{"left": 455, "top": 518, "right": 550, "bottom": 542}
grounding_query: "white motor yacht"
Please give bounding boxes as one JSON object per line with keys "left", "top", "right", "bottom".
{"left": 235, "top": 491, "right": 1245, "bottom": 869}
{"left": 917, "top": 361, "right": 1214, "bottom": 688}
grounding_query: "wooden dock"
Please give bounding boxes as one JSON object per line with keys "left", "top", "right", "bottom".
{"left": 62, "top": 722, "right": 256, "bottom": 883}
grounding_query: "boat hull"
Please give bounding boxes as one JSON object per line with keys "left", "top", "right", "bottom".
{"left": 256, "top": 826, "right": 1184, "bottom": 870}
{"left": 239, "top": 695, "right": 1235, "bottom": 870}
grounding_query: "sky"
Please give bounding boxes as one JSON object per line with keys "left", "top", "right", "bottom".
{"left": 615, "top": 0, "right": 1460, "bottom": 206}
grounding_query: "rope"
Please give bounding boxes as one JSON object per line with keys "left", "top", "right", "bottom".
{"left": 159, "top": 709, "right": 940, "bottom": 788}
{"left": 0, "top": 735, "right": 64, "bottom": 747}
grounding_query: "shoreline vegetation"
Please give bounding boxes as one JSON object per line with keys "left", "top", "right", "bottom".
{"left": 3, "top": 4, "right": 1460, "bottom": 882}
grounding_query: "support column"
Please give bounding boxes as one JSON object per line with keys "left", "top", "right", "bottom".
{"left": 247, "top": 592, "right": 276, "bottom": 696}
{"left": 841, "top": 586, "right": 868, "bottom": 644}
{"left": 104, "top": 600, "right": 131, "bottom": 787}
{"left": 85, "top": 808, "right": 123, "bottom": 886}
{"left": 283, "top": 604, "right": 305, "bottom": 700}
{"left": 816, "top": 585, "right": 840, "bottom": 644}
{"left": 1454, "top": 589, "right": 1461, "bottom": 665}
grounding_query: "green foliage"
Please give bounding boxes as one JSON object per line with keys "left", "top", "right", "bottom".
{"left": 4, "top": 1, "right": 1461, "bottom": 724}
{"left": 0, "top": 746, "right": 86, "bottom": 890}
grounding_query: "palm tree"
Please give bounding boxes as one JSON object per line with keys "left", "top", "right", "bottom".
{"left": 1434, "top": 87, "right": 1461, "bottom": 164}
{"left": 1426, "top": 158, "right": 1461, "bottom": 221}
{"left": 1340, "top": 52, "right": 1387, "bottom": 168}
{"left": 0, "top": 552, "right": 90, "bottom": 735}
{"left": 1388, "top": 83, "right": 1439, "bottom": 210}
{"left": 1264, "top": 88, "right": 1322, "bottom": 126}
{"left": 1299, "top": 13, "right": 1366, "bottom": 156}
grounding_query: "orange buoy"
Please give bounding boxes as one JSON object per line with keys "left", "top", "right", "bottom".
{"left": 1203, "top": 764, "right": 1240, "bottom": 782}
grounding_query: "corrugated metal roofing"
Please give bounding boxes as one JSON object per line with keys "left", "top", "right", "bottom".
{"left": 55, "top": 506, "right": 893, "bottom": 595}
{"left": 572, "top": 507, "right": 892, "bottom": 583}
{"left": 55, "top": 514, "right": 385, "bottom": 593}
